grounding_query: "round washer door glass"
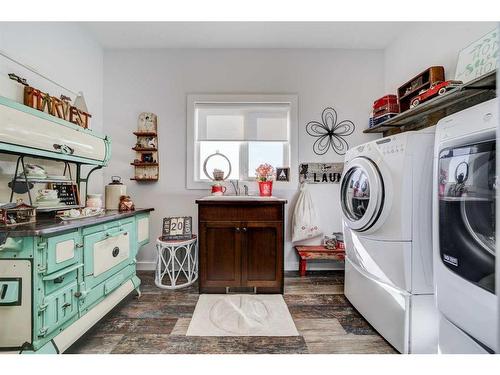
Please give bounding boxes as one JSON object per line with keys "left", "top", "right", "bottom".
{"left": 343, "top": 168, "right": 371, "bottom": 220}
{"left": 341, "top": 158, "right": 384, "bottom": 232}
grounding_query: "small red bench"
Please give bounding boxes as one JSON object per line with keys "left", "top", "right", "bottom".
{"left": 294, "top": 245, "right": 345, "bottom": 277}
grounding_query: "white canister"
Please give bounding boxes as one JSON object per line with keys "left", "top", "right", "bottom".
{"left": 105, "top": 176, "right": 127, "bottom": 210}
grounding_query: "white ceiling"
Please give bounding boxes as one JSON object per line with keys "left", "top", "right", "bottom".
{"left": 82, "top": 22, "right": 408, "bottom": 49}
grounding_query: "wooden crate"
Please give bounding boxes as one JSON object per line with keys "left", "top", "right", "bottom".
{"left": 397, "top": 66, "right": 445, "bottom": 112}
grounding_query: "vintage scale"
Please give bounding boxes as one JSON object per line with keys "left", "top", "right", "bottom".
{"left": 202, "top": 151, "right": 232, "bottom": 195}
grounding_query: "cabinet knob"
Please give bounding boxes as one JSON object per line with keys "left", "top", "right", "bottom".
{"left": 235, "top": 227, "right": 240, "bottom": 232}
{"left": 242, "top": 227, "right": 247, "bottom": 232}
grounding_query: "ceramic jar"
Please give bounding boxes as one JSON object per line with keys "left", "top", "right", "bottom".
{"left": 86, "top": 194, "right": 103, "bottom": 209}
{"left": 105, "top": 176, "right": 127, "bottom": 210}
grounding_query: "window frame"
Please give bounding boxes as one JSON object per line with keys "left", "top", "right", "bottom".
{"left": 186, "top": 94, "right": 298, "bottom": 190}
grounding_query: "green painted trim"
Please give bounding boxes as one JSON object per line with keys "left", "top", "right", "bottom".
{"left": 0, "top": 141, "right": 108, "bottom": 166}
{"left": 131, "top": 275, "right": 141, "bottom": 289}
{"left": 42, "top": 263, "right": 83, "bottom": 281}
{"left": 0, "top": 96, "right": 106, "bottom": 139}
{"left": 104, "top": 136, "right": 112, "bottom": 165}
{"left": 22, "top": 340, "right": 58, "bottom": 354}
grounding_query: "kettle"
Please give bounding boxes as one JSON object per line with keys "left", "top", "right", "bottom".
{"left": 105, "top": 176, "right": 127, "bottom": 210}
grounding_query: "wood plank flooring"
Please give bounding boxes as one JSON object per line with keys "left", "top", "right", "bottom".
{"left": 67, "top": 270, "right": 397, "bottom": 354}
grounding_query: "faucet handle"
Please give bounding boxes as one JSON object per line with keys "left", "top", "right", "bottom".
{"left": 243, "top": 184, "right": 249, "bottom": 196}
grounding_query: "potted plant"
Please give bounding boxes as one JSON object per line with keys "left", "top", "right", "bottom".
{"left": 255, "top": 163, "right": 275, "bottom": 196}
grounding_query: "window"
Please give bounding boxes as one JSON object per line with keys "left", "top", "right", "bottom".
{"left": 187, "top": 95, "right": 297, "bottom": 189}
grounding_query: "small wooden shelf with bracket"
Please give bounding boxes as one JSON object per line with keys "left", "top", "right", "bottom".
{"left": 132, "top": 112, "right": 159, "bottom": 181}
{"left": 132, "top": 147, "right": 158, "bottom": 152}
{"left": 130, "top": 177, "right": 159, "bottom": 181}
{"left": 130, "top": 162, "right": 159, "bottom": 167}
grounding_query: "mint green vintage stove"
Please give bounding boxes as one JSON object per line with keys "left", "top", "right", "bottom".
{"left": 0, "top": 97, "right": 153, "bottom": 353}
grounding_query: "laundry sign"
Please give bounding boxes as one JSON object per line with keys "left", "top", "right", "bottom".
{"left": 299, "top": 163, "right": 344, "bottom": 184}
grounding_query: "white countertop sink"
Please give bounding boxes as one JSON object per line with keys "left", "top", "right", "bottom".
{"left": 197, "top": 195, "right": 285, "bottom": 201}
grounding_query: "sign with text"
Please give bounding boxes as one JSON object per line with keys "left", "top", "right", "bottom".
{"left": 162, "top": 216, "right": 193, "bottom": 240}
{"left": 299, "top": 163, "right": 344, "bottom": 184}
{"left": 455, "top": 28, "right": 499, "bottom": 83}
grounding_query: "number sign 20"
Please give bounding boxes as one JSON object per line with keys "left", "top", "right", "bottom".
{"left": 162, "top": 216, "right": 192, "bottom": 240}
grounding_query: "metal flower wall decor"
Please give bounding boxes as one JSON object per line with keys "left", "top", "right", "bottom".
{"left": 306, "top": 107, "right": 356, "bottom": 156}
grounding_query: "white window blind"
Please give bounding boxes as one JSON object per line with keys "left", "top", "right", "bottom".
{"left": 196, "top": 103, "right": 289, "bottom": 141}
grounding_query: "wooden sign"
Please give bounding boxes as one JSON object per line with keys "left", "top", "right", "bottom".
{"left": 162, "top": 216, "right": 193, "bottom": 240}
{"left": 455, "top": 28, "right": 499, "bottom": 83}
{"left": 299, "top": 163, "right": 344, "bottom": 184}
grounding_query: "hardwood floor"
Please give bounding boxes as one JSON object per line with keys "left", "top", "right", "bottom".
{"left": 67, "top": 270, "right": 397, "bottom": 354}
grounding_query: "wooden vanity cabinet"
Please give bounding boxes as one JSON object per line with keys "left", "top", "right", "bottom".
{"left": 197, "top": 200, "right": 286, "bottom": 294}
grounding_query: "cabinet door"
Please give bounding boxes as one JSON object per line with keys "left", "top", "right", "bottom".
{"left": 199, "top": 221, "right": 242, "bottom": 288}
{"left": 242, "top": 221, "right": 283, "bottom": 289}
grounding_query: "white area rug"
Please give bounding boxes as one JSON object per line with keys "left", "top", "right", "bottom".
{"left": 187, "top": 294, "right": 299, "bottom": 336}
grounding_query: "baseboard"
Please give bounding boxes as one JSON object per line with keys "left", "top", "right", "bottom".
{"left": 136, "top": 261, "right": 344, "bottom": 272}
{"left": 137, "top": 261, "right": 156, "bottom": 270}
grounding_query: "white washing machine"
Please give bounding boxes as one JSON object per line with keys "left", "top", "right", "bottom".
{"left": 340, "top": 129, "right": 438, "bottom": 354}
{"left": 433, "top": 98, "right": 497, "bottom": 354}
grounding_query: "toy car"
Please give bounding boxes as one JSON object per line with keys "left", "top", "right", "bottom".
{"left": 410, "top": 80, "right": 462, "bottom": 108}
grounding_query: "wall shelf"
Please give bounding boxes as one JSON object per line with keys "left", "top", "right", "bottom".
{"left": 130, "top": 162, "right": 159, "bottom": 167}
{"left": 130, "top": 177, "right": 159, "bottom": 181}
{"left": 132, "top": 112, "right": 159, "bottom": 181}
{"left": 11, "top": 177, "right": 74, "bottom": 184}
{"left": 132, "top": 147, "right": 158, "bottom": 152}
{"left": 364, "top": 71, "right": 496, "bottom": 135}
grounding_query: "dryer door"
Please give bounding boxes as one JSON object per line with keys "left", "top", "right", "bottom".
{"left": 341, "top": 157, "right": 384, "bottom": 232}
{"left": 438, "top": 140, "right": 495, "bottom": 294}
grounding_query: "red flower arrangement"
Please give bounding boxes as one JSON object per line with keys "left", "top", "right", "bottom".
{"left": 255, "top": 163, "right": 275, "bottom": 196}
{"left": 255, "top": 163, "right": 275, "bottom": 182}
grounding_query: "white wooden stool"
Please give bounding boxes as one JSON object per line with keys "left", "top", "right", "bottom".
{"left": 155, "top": 235, "right": 198, "bottom": 290}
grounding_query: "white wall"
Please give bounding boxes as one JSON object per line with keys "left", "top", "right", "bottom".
{"left": 103, "top": 48, "right": 384, "bottom": 270}
{"left": 0, "top": 22, "right": 104, "bottom": 200}
{"left": 384, "top": 22, "right": 497, "bottom": 93}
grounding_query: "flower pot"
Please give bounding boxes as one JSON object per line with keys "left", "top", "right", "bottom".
{"left": 258, "top": 181, "right": 273, "bottom": 197}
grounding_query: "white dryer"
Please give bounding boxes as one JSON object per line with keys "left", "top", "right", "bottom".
{"left": 433, "top": 98, "right": 497, "bottom": 354}
{"left": 340, "top": 129, "right": 438, "bottom": 354}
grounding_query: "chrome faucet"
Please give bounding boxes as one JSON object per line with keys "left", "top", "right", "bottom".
{"left": 230, "top": 180, "right": 240, "bottom": 195}
{"left": 229, "top": 180, "right": 249, "bottom": 196}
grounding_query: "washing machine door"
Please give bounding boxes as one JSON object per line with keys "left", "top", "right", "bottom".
{"left": 341, "top": 157, "right": 384, "bottom": 232}
{"left": 438, "top": 139, "right": 496, "bottom": 294}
